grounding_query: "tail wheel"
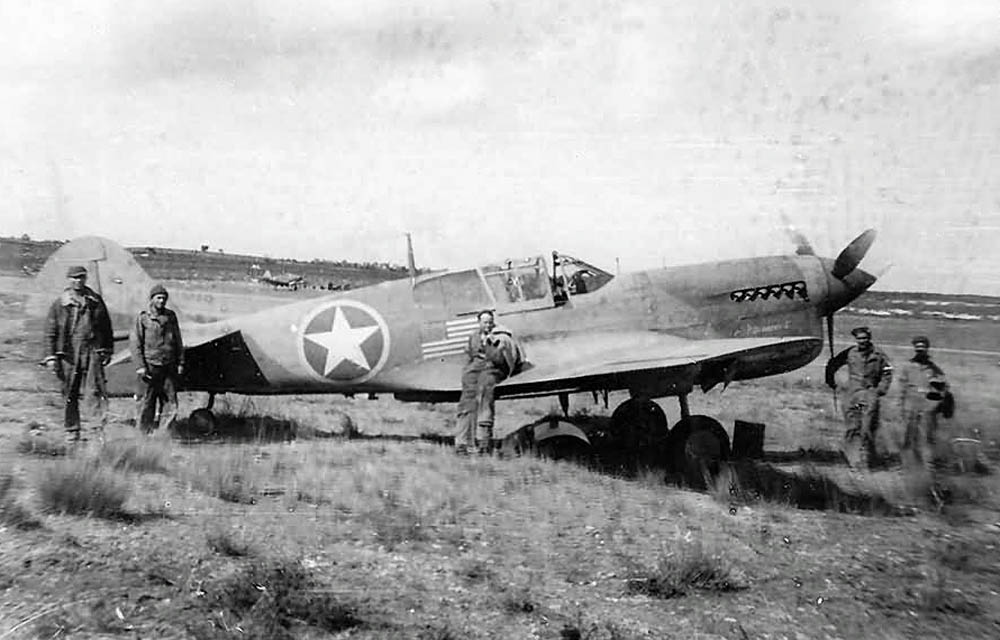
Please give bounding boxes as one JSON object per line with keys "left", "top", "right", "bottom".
{"left": 609, "top": 398, "right": 669, "bottom": 464}
{"left": 668, "top": 415, "right": 730, "bottom": 487}
{"left": 189, "top": 408, "right": 217, "bottom": 436}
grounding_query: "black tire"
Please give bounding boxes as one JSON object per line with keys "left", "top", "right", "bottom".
{"left": 189, "top": 408, "right": 217, "bottom": 436}
{"left": 609, "top": 398, "right": 670, "bottom": 468}
{"left": 667, "top": 415, "right": 731, "bottom": 487}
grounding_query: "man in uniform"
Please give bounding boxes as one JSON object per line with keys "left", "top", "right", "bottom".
{"left": 898, "top": 336, "right": 950, "bottom": 473}
{"left": 130, "top": 284, "right": 185, "bottom": 434}
{"left": 455, "top": 310, "right": 496, "bottom": 455}
{"left": 455, "top": 309, "right": 523, "bottom": 455}
{"left": 477, "top": 320, "right": 523, "bottom": 454}
{"left": 825, "top": 326, "right": 893, "bottom": 469}
{"left": 42, "top": 265, "right": 114, "bottom": 443}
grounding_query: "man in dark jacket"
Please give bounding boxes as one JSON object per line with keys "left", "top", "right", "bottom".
{"left": 42, "top": 265, "right": 114, "bottom": 442}
{"left": 825, "top": 326, "right": 893, "bottom": 469}
{"left": 130, "top": 284, "right": 185, "bottom": 433}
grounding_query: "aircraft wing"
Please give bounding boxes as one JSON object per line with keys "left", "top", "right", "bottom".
{"left": 392, "top": 333, "right": 823, "bottom": 402}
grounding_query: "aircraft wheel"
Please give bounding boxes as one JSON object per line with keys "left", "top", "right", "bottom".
{"left": 609, "top": 398, "right": 669, "bottom": 469}
{"left": 667, "top": 415, "right": 730, "bottom": 487}
{"left": 189, "top": 408, "right": 217, "bottom": 436}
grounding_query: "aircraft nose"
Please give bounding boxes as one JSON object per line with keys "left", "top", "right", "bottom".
{"left": 822, "top": 258, "right": 877, "bottom": 314}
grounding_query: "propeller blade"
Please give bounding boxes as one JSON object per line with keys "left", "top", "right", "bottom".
{"left": 832, "top": 228, "right": 877, "bottom": 279}
{"left": 779, "top": 212, "right": 815, "bottom": 256}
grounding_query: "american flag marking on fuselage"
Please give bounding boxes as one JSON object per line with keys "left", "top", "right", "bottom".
{"left": 421, "top": 317, "right": 479, "bottom": 359}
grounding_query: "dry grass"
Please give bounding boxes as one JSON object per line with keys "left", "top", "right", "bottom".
{"left": 16, "top": 433, "right": 69, "bottom": 458}
{"left": 96, "top": 436, "right": 172, "bottom": 473}
{"left": 624, "top": 539, "right": 748, "bottom": 599}
{"left": 36, "top": 457, "right": 130, "bottom": 519}
{"left": 0, "top": 474, "right": 43, "bottom": 531}
{"left": 188, "top": 556, "right": 361, "bottom": 640}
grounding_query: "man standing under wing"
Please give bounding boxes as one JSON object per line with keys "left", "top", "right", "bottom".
{"left": 42, "top": 265, "right": 114, "bottom": 443}
{"left": 455, "top": 310, "right": 496, "bottom": 455}
{"left": 130, "top": 284, "right": 185, "bottom": 434}
{"left": 825, "top": 326, "right": 893, "bottom": 470}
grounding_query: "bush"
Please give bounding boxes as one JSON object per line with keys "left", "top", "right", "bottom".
{"left": 37, "top": 459, "right": 129, "bottom": 519}
{"left": 626, "top": 541, "right": 748, "bottom": 599}
{"left": 199, "top": 557, "right": 360, "bottom": 639}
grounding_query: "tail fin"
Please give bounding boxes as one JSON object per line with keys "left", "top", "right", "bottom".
{"left": 30, "top": 236, "right": 160, "bottom": 334}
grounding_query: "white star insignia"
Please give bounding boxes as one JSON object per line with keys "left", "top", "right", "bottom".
{"left": 304, "top": 307, "right": 380, "bottom": 376}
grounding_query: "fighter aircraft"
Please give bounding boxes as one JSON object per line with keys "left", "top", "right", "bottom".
{"left": 256, "top": 269, "right": 306, "bottom": 290}
{"left": 33, "top": 228, "right": 879, "bottom": 473}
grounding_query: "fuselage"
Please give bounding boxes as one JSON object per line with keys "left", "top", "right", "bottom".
{"left": 153, "top": 252, "right": 873, "bottom": 399}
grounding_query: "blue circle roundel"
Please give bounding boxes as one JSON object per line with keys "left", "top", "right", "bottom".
{"left": 298, "top": 300, "right": 390, "bottom": 383}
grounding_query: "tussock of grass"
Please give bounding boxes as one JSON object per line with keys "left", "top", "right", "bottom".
{"left": 97, "top": 438, "right": 170, "bottom": 474}
{"left": 37, "top": 458, "right": 129, "bottom": 519}
{"left": 206, "top": 526, "right": 255, "bottom": 557}
{"left": 181, "top": 448, "right": 261, "bottom": 504}
{"left": 0, "top": 474, "right": 43, "bottom": 531}
{"left": 193, "top": 557, "right": 361, "bottom": 639}
{"left": 625, "top": 541, "right": 748, "bottom": 599}
{"left": 16, "top": 434, "right": 69, "bottom": 458}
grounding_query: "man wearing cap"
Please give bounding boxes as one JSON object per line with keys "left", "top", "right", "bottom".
{"left": 42, "top": 265, "right": 114, "bottom": 442}
{"left": 825, "top": 326, "right": 893, "bottom": 469}
{"left": 130, "top": 284, "right": 185, "bottom": 434}
{"left": 898, "top": 336, "right": 950, "bottom": 472}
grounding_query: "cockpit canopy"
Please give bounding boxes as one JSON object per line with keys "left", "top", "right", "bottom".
{"left": 413, "top": 252, "right": 614, "bottom": 317}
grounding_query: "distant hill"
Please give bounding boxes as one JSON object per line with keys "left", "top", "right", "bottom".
{"left": 0, "top": 235, "right": 412, "bottom": 290}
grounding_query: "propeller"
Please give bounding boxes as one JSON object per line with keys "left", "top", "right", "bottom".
{"left": 831, "top": 228, "right": 877, "bottom": 279}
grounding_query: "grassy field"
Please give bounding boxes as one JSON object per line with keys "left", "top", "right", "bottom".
{"left": 2, "top": 282, "right": 999, "bottom": 639}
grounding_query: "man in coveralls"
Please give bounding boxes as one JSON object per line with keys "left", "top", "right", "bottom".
{"left": 825, "top": 326, "right": 893, "bottom": 469}
{"left": 42, "top": 265, "right": 114, "bottom": 443}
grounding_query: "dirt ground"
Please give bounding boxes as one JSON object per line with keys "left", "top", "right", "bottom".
{"left": 2, "top": 277, "right": 999, "bottom": 639}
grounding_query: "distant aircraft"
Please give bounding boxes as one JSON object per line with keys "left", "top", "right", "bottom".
{"left": 257, "top": 269, "right": 306, "bottom": 290}
{"left": 32, "top": 229, "right": 879, "bottom": 473}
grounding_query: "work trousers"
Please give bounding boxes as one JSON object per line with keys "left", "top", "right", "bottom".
{"left": 136, "top": 364, "right": 179, "bottom": 433}
{"left": 902, "top": 406, "right": 939, "bottom": 472}
{"left": 455, "top": 363, "right": 502, "bottom": 453}
{"left": 843, "top": 389, "right": 880, "bottom": 469}
{"left": 57, "top": 348, "right": 108, "bottom": 434}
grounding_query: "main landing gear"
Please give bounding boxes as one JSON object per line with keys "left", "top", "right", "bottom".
{"left": 188, "top": 393, "right": 218, "bottom": 435}
{"left": 608, "top": 394, "right": 731, "bottom": 486}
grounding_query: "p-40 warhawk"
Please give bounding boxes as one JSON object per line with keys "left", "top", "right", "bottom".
{"left": 35, "top": 230, "right": 878, "bottom": 470}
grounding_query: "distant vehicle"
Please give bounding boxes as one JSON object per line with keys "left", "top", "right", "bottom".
{"left": 33, "top": 229, "right": 879, "bottom": 473}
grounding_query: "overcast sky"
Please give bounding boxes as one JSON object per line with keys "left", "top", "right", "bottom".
{"left": 2, "top": 0, "right": 998, "bottom": 294}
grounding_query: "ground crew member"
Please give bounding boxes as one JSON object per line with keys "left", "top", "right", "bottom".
{"left": 455, "top": 310, "right": 495, "bottom": 455}
{"left": 130, "top": 284, "right": 185, "bottom": 434}
{"left": 42, "top": 265, "right": 114, "bottom": 443}
{"left": 477, "top": 321, "right": 523, "bottom": 454}
{"left": 825, "top": 326, "right": 893, "bottom": 469}
{"left": 898, "top": 336, "right": 950, "bottom": 473}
